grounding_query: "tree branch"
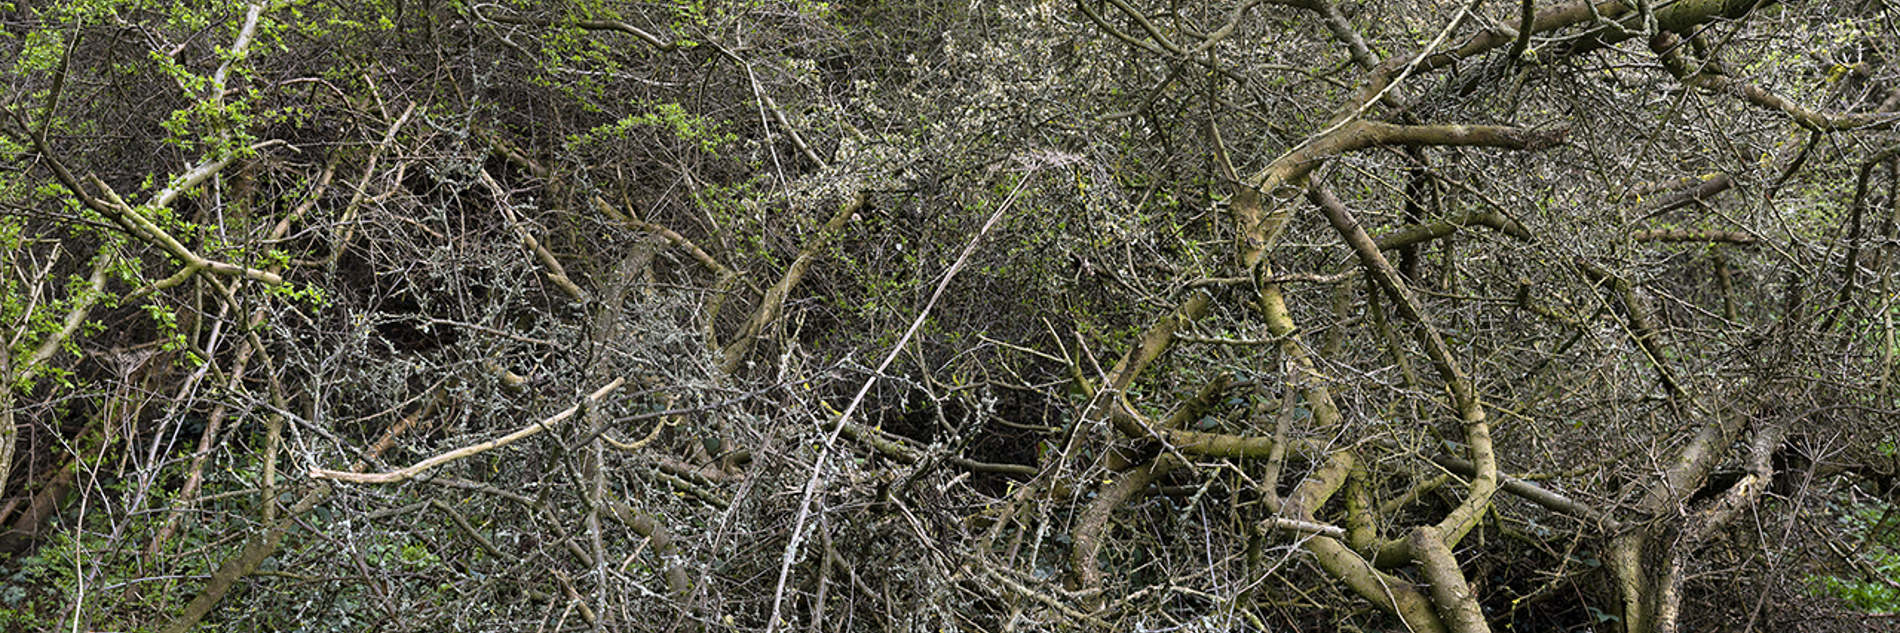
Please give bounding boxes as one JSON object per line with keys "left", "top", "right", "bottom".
{"left": 310, "top": 378, "right": 625, "bottom": 484}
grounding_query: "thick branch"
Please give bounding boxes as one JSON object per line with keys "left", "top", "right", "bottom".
{"left": 1652, "top": 419, "right": 1786, "bottom": 633}
{"left": 1236, "top": 121, "right": 1567, "bottom": 270}
{"left": 718, "top": 193, "right": 865, "bottom": 374}
{"left": 1282, "top": 451, "right": 1447, "bottom": 633}
{"left": 591, "top": 195, "right": 741, "bottom": 343}
{"left": 1373, "top": 210, "right": 1530, "bottom": 250}
{"left": 1631, "top": 172, "right": 1732, "bottom": 213}
{"left": 161, "top": 487, "right": 331, "bottom": 633}
{"left": 1087, "top": 291, "right": 1214, "bottom": 439}
{"left": 605, "top": 496, "right": 694, "bottom": 600}
{"left": 1071, "top": 453, "right": 1182, "bottom": 605}
{"left": 1654, "top": 31, "right": 1899, "bottom": 132}
{"left": 9, "top": 101, "right": 281, "bottom": 286}
{"left": 1409, "top": 526, "right": 1489, "bottom": 633}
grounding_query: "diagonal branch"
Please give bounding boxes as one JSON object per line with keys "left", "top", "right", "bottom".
{"left": 1312, "top": 186, "right": 1498, "bottom": 558}
{"left": 718, "top": 191, "right": 865, "bottom": 374}
{"left": 5, "top": 113, "right": 285, "bottom": 289}
{"left": 478, "top": 168, "right": 589, "bottom": 303}
{"left": 1653, "top": 31, "right": 1900, "bottom": 132}
{"left": 310, "top": 378, "right": 626, "bottom": 484}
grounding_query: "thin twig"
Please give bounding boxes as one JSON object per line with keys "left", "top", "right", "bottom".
{"left": 762, "top": 169, "right": 1035, "bottom": 633}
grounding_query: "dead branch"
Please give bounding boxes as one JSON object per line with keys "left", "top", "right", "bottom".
{"left": 310, "top": 378, "right": 625, "bottom": 484}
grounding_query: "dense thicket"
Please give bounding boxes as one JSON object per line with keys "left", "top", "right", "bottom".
{"left": 3, "top": 0, "right": 1899, "bottom": 631}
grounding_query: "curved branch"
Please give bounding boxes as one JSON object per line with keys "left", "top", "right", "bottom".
{"left": 1373, "top": 209, "right": 1531, "bottom": 250}
{"left": 1282, "top": 451, "right": 1448, "bottom": 633}
{"left": 1085, "top": 291, "right": 1214, "bottom": 439}
{"left": 1654, "top": 31, "right": 1900, "bottom": 132}
{"left": 1070, "top": 453, "right": 1182, "bottom": 606}
{"left": 1185, "top": 0, "right": 1266, "bottom": 56}
{"left": 311, "top": 378, "right": 626, "bottom": 484}
{"left": 1235, "top": 120, "right": 1568, "bottom": 270}
{"left": 1312, "top": 185, "right": 1497, "bottom": 553}
{"left": 1410, "top": 526, "right": 1488, "bottom": 633}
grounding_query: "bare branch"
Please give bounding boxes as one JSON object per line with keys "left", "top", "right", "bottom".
{"left": 310, "top": 378, "right": 626, "bottom": 484}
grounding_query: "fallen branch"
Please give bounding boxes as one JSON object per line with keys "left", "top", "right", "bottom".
{"left": 1372, "top": 210, "right": 1531, "bottom": 250}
